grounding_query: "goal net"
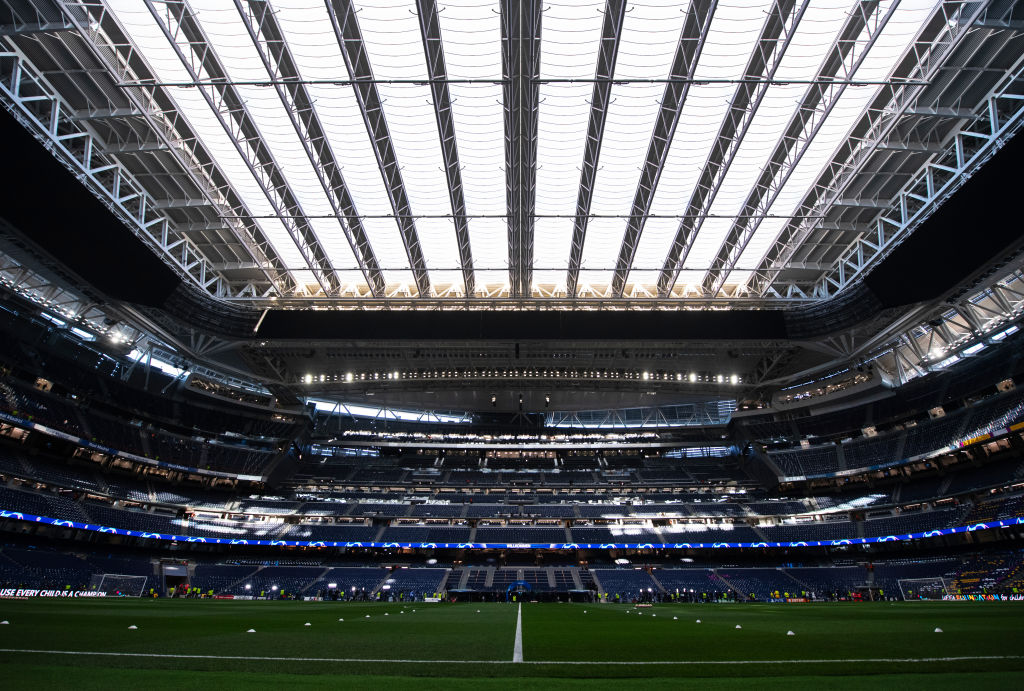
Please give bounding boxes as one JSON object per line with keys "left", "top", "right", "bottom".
{"left": 897, "top": 577, "right": 954, "bottom": 601}
{"left": 89, "top": 573, "right": 149, "bottom": 597}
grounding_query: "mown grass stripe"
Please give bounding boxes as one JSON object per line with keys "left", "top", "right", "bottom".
{"left": 1, "top": 649, "right": 1022, "bottom": 666}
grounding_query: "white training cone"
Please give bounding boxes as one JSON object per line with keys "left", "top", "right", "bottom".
{"left": 246, "top": 629, "right": 256, "bottom": 633}
{"left": 787, "top": 631, "right": 795, "bottom": 636}
{"left": 338, "top": 618, "right": 344, "bottom": 622}
{"left": 696, "top": 619, "right": 701, "bottom": 623}
{"left": 0, "top": 620, "right": 8, "bottom": 625}
{"left": 476, "top": 610, "right": 480, "bottom": 613}
{"left": 934, "top": 627, "right": 943, "bottom": 633}
{"left": 304, "top": 623, "right": 311, "bottom": 627}
{"left": 384, "top": 613, "right": 389, "bottom": 616}
{"left": 673, "top": 616, "right": 678, "bottom": 620}
{"left": 735, "top": 624, "right": 742, "bottom": 629}
{"left": 652, "top": 614, "right": 656, "bottom": 617}
{"left": 128, "top": 625, "right": 138, "bottom": 630}
{"left": 365, "top": 615, "right": 371, "bottom": 618}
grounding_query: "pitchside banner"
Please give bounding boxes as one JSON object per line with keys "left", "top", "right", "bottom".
{"left": 1, "top": 509, "right": 1022, "bottom": 549}
{"left": 0, "top": 588, "right": 107, "bottom": 598}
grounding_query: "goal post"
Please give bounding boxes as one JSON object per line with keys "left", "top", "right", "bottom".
{"left": 89, "top": 573, "right": 149, "bottom": 597}
{"left": 897, "top": 577, "right": 954, "bottom": 601}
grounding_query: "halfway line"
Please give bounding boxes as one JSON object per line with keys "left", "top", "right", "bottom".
{"left": 513, "top": 602, "right": 524, "bottom": 663}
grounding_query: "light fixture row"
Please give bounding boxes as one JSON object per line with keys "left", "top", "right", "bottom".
{"left": 301, "top": 370, "right": 742, "bottom": 385}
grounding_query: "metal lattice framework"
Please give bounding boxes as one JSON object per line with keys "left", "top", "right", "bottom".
{"left": 0, "top": 0, "right": 1020, "bottom": 307}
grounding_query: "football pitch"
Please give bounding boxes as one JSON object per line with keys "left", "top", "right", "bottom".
{"left": 1, "top": 599, "right": 1022, "bottom": 689}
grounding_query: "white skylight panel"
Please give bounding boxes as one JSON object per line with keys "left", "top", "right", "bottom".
{"left": 437, "top": 1, "right": 505, "bottom": 221}
{"left": 587, "top": 0, "right": 689, "bottom": 219}
{"left": 629, "top": 83, "right": 733, "bottom": 283}
{"left": 626, "top": 216, "right": 689, "bottom": 290}
{"left": 375, "top": 83, "right": 453, "bottom": 216}
{"left": 690, "top": 0, "right": 767, "bottom": 81}
{"left": 415, "top": 217, "right": 464, "bottom": 293}
{"left": 270, "top": 0, "right": 345, "bottom": 81}
{"left": 578, "top": 216, "right": 627, "bottom": 289}
{"left": 535, "top": 1, "right": 604, "bottom": 217}
{"left": 536, "top": 83, "right": 592, "bottom": 216}
{"left": 272, "top": 2, "right": 415, "bottom": 284}
{"left": 469, "top": 217, "right": 508, "bottom": 292}
{"left": 306, "top": 216, "right": 368, "bottom": 288}
{"left": 353, "top": 0, "right": 429, "bottom": 78}
{"left": 586, "top": 82, "right": 663, "bottom": 216}
{"left": 532, "top": 217, "right": 574, "bottom": 293}
{"left": 361, "top": 217, "right": 415, "bottom": 287}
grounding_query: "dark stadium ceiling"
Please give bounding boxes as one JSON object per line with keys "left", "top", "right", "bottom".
{"left": 1, "top": 0, "right": 1023, "bottom": 310}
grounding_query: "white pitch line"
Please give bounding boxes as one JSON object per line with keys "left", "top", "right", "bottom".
{"left": 512, "top": 602, "right": 523, "bottom": 663}
{"left": 0, "top": 649, "right": 1021, "bottom": 666}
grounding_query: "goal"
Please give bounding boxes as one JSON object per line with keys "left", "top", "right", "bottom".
{"left": 89, "top": 573, "right": 149, "bottom": 597}
{"left": 897, "top": 577, "right": 954, "bottom": 601}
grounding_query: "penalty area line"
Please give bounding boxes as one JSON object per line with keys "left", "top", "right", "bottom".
{"left": 0, "top": 649, "right": 1021, "bottom": 666}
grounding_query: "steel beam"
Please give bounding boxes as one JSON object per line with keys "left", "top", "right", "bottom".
{"left": 565, "top": 0, "right": 626, "bottom": 298}
{"left": 0, "top": 49, "right": 229, "bottom": 296}
{"left": 815, "top": 59, "right": 1024, "bottom": 297}
{"left": 324, "top": 0, "right": 432, "bottom": 297}
{"left": 746, "top": 0, "right": 999, "bottom": 298}
{"left": 500, "top": 0, "right": 542, "bottom": 298}
{"left": 235, "top": 0, "right": 386, "bottom": 297}
{"left": 698, "top": 0, "right": 897, "bottom": 298}
{"left": 56, "top": 0, "right": 294, "bottom": 299}
{"left": 657, "top": 0, "right": 806, "bottom": 297}
{"left": 609, "top": 0, "right": 717, "bottom": 298}
{"left": 415, "top": 0, "right": 475, "bottom": 297}
{"left": 144, "top": 0, "right": 340, "bottom": 297}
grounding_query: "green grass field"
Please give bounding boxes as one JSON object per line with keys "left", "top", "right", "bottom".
{"left": 1, "top": 599, "right": 1022, "bottom": 689}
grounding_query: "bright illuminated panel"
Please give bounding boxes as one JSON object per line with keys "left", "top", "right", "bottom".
{"left": 535, "top": 0, "right": 604, "bottom": 215}
{"left": 353, "top": 1, "right": 461, "bottom": 288}
{"left": 436, "top": 0, "right": 505, "bottom": 293}
{"left": 577, "top": 216, "right": 627, "bottom": 292}
{"left": 532, "top": 216, "right": 573, "bottom": 292}
{"left": 468, "top": 217, "right": 508, "bottom": 292}
{"left": 533, "top": 0, "right": 605, "bottom": 293}
{"left": 272, "top": 1, "right": 414, "bottom": 286}
{"left": 587, "top": 1, "right": 690, "bottom": 220}
{"left": 728, "top": 0, "right": 937, "bottom": 287}
{"left": 415, "top": 217, "right": 465, "bottom": 294}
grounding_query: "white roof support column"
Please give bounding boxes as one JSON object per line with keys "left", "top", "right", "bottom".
{"left": 500, "top": 0, "right": 542, "bottom": 298}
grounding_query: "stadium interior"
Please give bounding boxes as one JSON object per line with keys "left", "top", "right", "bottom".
{"left": 0, "top": 0, "right": 1023, "bottom": 686}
